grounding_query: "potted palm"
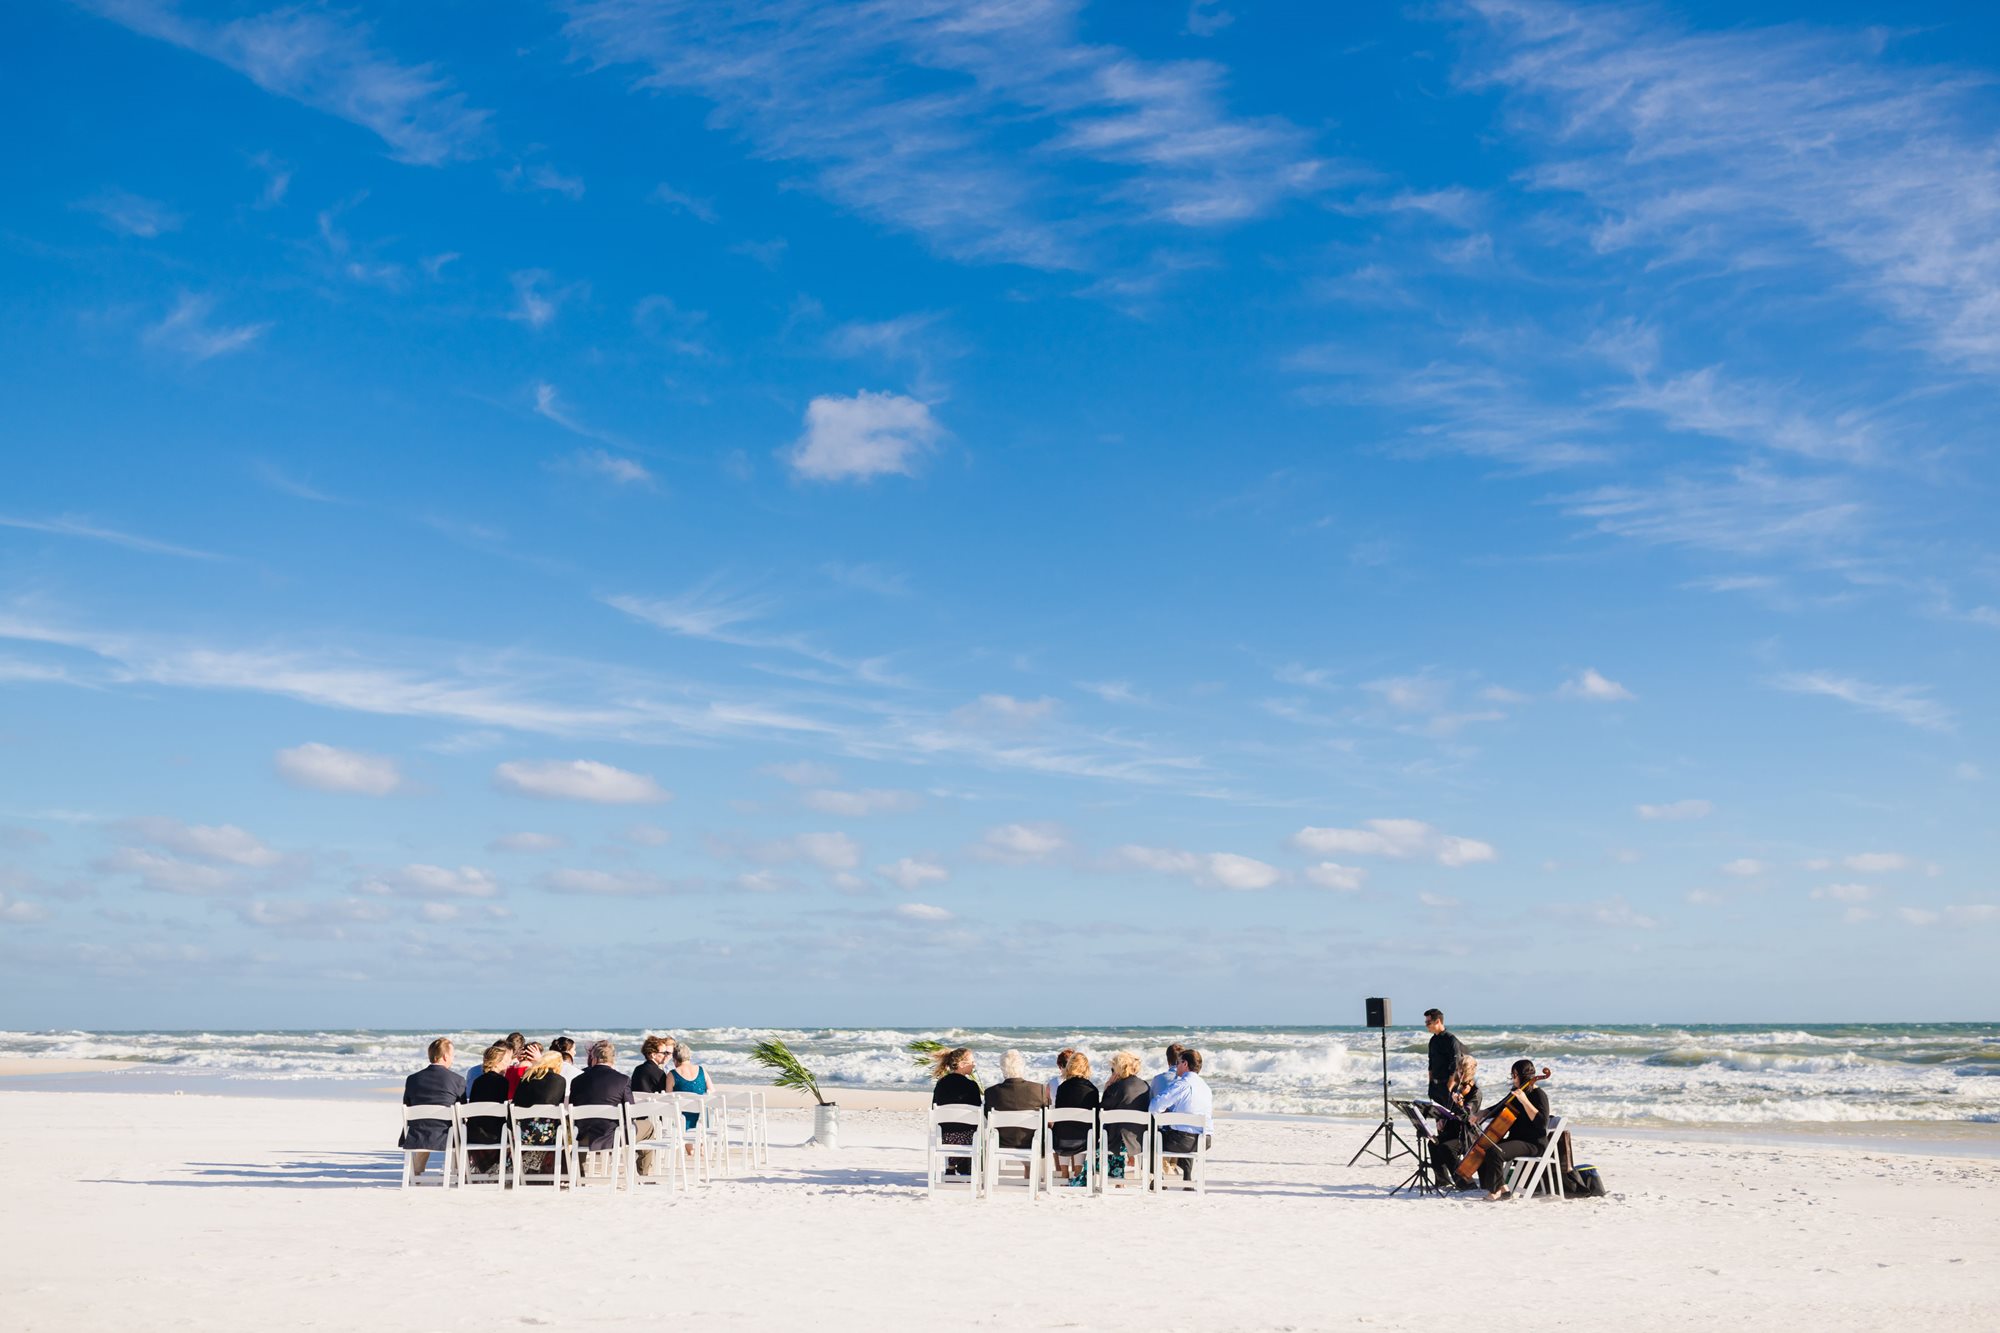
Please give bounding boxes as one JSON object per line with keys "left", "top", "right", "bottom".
{"left": 751, "top": 1038, "right": 838, "bottom": 1148}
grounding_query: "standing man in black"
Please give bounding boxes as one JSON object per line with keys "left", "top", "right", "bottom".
{"left": 1424, "top": 1008, "right": 1465, "bottom": 1105}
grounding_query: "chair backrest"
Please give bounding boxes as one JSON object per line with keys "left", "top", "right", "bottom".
{"left": 571, "top": 1104, "right": 628, "bottom": 1124}
{"left": 1098, "top": 1110, "right": 1152, "bottom": 1128}
{"left": 404, "top": 1104, "right": 457, "bottom": 1125}
{"left": 511, "top": 1102, "right": 567, "bottom": 1126}
{"left": 985, "top": 1110, "right": 1043, "bottom": 1137}
{"left": 1157, "top": 1112, "right": 1211, "bottom": 1139}
{"left": 1046, "top": 1109, "right": 1096, "bottom": 1129}
{"left": 930, "top": 1103, "right": 982, "bottom": 1129}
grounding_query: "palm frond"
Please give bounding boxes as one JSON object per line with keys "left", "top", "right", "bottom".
{"left": 750, "top": 1038, "right": 828, "bottom": 1105}
{"left": 907, "top": 1038, "right": 948, "bottom": 1073}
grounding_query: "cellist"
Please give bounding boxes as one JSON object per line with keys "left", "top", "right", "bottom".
{"left": 1475, "top": 1058, "right": 1553, "bottom": 1200}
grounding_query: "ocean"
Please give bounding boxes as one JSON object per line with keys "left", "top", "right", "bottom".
{"left": 11, "top": 1023, "right": 2000, "bottom": 1128}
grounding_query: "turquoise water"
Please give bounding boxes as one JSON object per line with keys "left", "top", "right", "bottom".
{"left": 9, "top": 1023, "right": 1998, "bottom": 1126}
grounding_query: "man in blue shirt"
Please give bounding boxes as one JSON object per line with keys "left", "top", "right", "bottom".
{"left": 1148, "top": 1048, "right": 1213, "bottom": 1180}
{"left": 1148, "top": 1042, "right": 1186, "bottom": 1103}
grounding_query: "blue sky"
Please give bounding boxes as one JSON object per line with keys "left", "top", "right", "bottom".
{"left": 2, "top": 0, "right": 1996, "bottom": 1028}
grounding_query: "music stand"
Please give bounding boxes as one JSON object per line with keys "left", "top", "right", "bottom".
{"left": 1345, "top": 1023, "right": 1420, "bottom": 1168}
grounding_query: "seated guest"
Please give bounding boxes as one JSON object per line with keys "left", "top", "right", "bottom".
{"left": 1149, "top": 1042, "right": 1186, "bottom": 1102}
{"left": 511, "top": 1052, "right": 568, "bottom": 1181}
{"left": 550, "top": 1036, "right": 581, "bottom": 1086}
{"left": 506, "top": 1039, "right": 542, "bottom": 1097}
{"left": 981, "top": 1049, "right": 1050, "bottom": 1166}
{"left": 930, "top": 1046, "right": 981, "bottom": 1176}
{"left": 1046, "top": 1047, "right": 1075, "bottom": 1101}
{"left": 1100, "top": 1050, "right": 1152, "bottom": 1177}
{"left": 1051, "top": 1051, "right": 1100, "bottom": 1181}
{"left": 464, "top": 1043, "right": 512, "bottom": 1176}
{"left": 569, "top": 1039, "right": 634, "bottom": 1178}
{"left": 398, "top": 1037, "right": 464, "bottom": 1179}
{"left": 1476, "top": 1059, "right": 1552, "bottom": 1201}
{"left": 1148, "top": 1047, "right": 1213, "bottom": 1179}
{"left": 629, "top": 1034, "right": 674, "bottom": 1177}
{"left": 671, "top": 1040, "right": 709, "bottom": 1157}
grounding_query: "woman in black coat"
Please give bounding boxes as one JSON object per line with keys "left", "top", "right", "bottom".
{"left": 1051, "top": 1052, "right": 1101, "bottom": 1181}
{"left": 930, "top": 1046, "right": 980, "bottom": 1175}
{"left": 1099, "top": 1050, "right": 1153, "bottom": 1176}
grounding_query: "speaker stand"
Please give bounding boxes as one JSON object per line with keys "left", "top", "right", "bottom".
{"left": 1345, "top": 1026, "right": 1419, "bottom": 1168}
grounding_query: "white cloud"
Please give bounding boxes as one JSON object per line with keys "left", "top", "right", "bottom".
{"left": 786, "top": 391, "right": 942, "bottom": 481}
{"left": 1771, "top": 671, "right": 1954, "bottom": 733}
{"left": 541, "top": 867, "right": 683, "bottom": 896}
{"left": 97, "top": 846, "right": 239, "bottom": 895}
{"left": 0, "top": 892, "right": 49, "bottom": 923}
{"left": 0, "top": 514, "right": 218, "bottom": 560}
{"left": 802, "top": 788, "right": 921, "bottom": 817}
{"left": 953, "top": 694, "right": 1060, "bottom": 727}
{"left": 125, "top": 817, "right": 280, "bottom": 867}
{"left": 77, "top": 188, "right": 182, "bottom": 237}
{"left": 82, "top": 0, "right": 492, "bottom": 165}
{"left": 1811, "top": 882, "right": 1874, "bottom": 903}
{"left": 489, "top": 832, "right": 567, "bottom": 854}
{"left": 1579, "top": 896, "right": 1660, "bottom": 930}
{"left": 1120, "top": 845, "right": 1281, "bottom": 891}
{"left": 895, "top": 901, "right": 953, "bottom": 922}
{"left": 1636, "top": 799, "right": 1712, "bottom": 822}
{"left": 573, "top": 449, "right": 654, "bottom": 486}
{"left": 650, "top": 181, "right": 716, "bottom": 223}
{"left": 1686, "top": 888, "right": 1724, "bottom": 906}
{"left": 145, "top": 293, "right": 270, "bottom": 361}
{"left": 623, "top": 824, "right": 672, "bottom": 847}
{"left": 1721, "top": 858, "right": 1766, "bottom": 877}
{"left": 275, "top": 742, "right": 403, "bottom": 796}
{"left": 1842, "top": 852, "right": 1909, "bottom": 873}
{"left": 561, "top": 0, "right": 1325, "bottom": 269}
{"left": 879, "top": 857, "right": 949, "bottom": 891}
{"left": 978, "top": 823, "right": 1069, "bottom": 863}
{"left": 731, "top": 831, "right": 864, "bottom": 873}
{"left": 1077, "top": 680, "right": 1146, "bottom": 706}
{"left": 1290, "top": 819, "right": 1495, "bottom": 867}
{"left": 360, "top": 863, "right": 498, "bottom": 899}
{"left": 494, "top": 759, "right": 671, "bottom": 804}
{"left": 1304, "top": 862, "right": 1367, "bottom": 892}
{"left": 763, "top": 760, "right": 840, "bottom": 787}
{"left": 507, "top": 270, "right": 583, "bottom": 328}
{"left": 1560, "top": 667, "right": 1634, "bottom": 702}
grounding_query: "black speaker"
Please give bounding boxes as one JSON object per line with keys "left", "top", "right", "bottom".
{"left": 1365, "top": 997, "right": 1391, "bottom": 1028}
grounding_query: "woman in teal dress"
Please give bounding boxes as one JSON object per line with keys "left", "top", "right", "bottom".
{"left": 670, "top": 1039, "right": 708, "bottom": 1130}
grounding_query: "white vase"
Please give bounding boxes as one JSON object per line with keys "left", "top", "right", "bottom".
{"left": 812, "top": 1101, "right": 840, "bottom": 1149}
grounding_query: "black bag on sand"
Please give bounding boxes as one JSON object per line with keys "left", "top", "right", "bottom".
{"left": 1561, "top": 1164, "right": 1608, "bottom": 1198}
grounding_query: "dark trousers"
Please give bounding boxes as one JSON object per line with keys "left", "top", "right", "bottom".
{"left": 1160, "top": 1129, "right": 1209, "bottom": 1177}
{"left": 1477, "top": 1138, "right": 1542, "bottom": 1193}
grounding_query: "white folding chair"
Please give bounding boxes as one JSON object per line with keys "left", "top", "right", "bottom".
{"left": 1045, "top": 1109, "right": 1098, "bottom": 1193}
{"left": 627, "top": 1098, "right": 690, "bottom": 1194}
{"left": 741, "top": 1089, "right": 771, "bottom": 1166}
{"left": 1505, "top": 1116, "right": 1567, "bottom": 1200}
{"left": 400, "top": 1104, "right": 458, "bottom": 1189}
{"left": 511, "top": 1103, "right": 571, "bottom": 1190}
{"left": 672, "top": 1093, "right": 714, "bottom": 1183}
{"left": 925, "top": 1103, "right": 983, "bottom": 1198}
{"left": 455, "top": 1102, "right": 512, "bottom": 1188}
{"left": 717, "top": 1094, "right": 757, "bottom": 1174}
{"left": 568, "top": 1103, "right": 630, "bottom": 1191}
{"left": 1096, "top": 1110, "right": 1154, "bottom": 1194}
{"left": 982, "top": 1110, "right": 1046, "bottom": 1200}
{"left": 1155, "top": 1113, "right": 1211, "bottom": 1195}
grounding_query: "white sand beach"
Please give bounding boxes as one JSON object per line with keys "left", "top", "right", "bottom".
{"left": 5, "top": 1088, "right": 1996, "bottom": 1332}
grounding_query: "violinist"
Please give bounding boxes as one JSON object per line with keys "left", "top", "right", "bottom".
{"left": 1474, "top": 1058, "right": 1552, "bottom": 1200}
{"left": 1427, "top": 1054, "right": 1482, "bottom": 1188}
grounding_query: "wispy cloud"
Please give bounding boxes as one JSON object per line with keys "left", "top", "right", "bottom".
{"left": 1464, "top": 0, "right": 2000, "bottom": 372}
{"left": 507, "top": 271, "right": 585, "bottom": 328}
{"left": 274, "top": 742, "right": 403, "bottom": 796}
{"left": 1291, "top": 819, "right": 1496, "bottom": 867}
{"left": 1770, "top": 670, "right": 1954, "bottom": 733}
{"left": 83, "top": 0, "right": 492, "bottom": 166}
{"left": 144, "top": 293, "right": 270, "bottom": 361}
{"left": 0, "top": 514, "right": 218, "bottom": 560}
{"left": 75, "top": 188, "right": 181, "bottom": 237}
{"left": 1119, "top": 844, "right": 1280, "bottom": 891}
{"left": 562, "top": 0, "right": 1328, "bottom": 269}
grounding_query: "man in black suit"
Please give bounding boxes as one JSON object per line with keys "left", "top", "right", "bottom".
{"left": 571, "top": 1039, "right": 635, "bottom": 1179}
{"left": 1425, "top": 1008, "right": 1466, "bottom": 1104}
{"left": 399, "top": 1037, "right": 466, "bottom": 1179}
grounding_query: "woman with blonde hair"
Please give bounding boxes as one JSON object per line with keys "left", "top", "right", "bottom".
{"left": 1100, "top": 1050, "right": 1151, "bottom": 1179}
{"left": 1051, "top": 1050, "right": 1100, "bottom": 1182}
{"left": 510, "top": 1051, "right": 568, "bottom": 1181}
{"left": 930, "top": 1046, "right": 980, "bottom": 1176}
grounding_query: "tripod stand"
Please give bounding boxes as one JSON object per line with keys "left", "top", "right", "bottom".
{"left": 1345, "top": 1025, "right": 1420, "bottom": 1168}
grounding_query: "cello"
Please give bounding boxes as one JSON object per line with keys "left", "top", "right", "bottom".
{"left": 1454, "top": 1066, "right": 1552, "bottom": 1183}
